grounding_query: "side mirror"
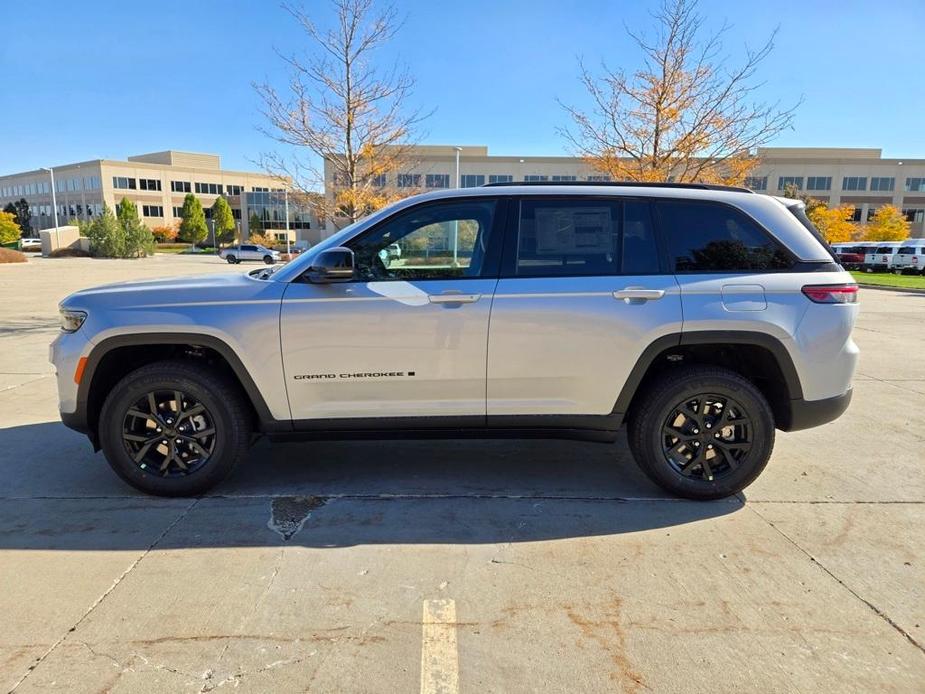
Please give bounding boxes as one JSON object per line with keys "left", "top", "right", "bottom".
{"left": 306, "top": 247, "right": 355, "bottom": 283}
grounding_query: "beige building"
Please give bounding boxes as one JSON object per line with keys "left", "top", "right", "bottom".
{"left": 323, "top": 145, "right": 925, "bottom": 236}
{"left": 0, "top": 151, "right": 319, "bottom": 243}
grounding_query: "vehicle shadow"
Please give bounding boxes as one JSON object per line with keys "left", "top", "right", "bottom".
{"left": 0, "top": 421, "right": 743, "bottom": 549}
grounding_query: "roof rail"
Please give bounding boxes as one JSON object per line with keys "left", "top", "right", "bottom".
{"left": 481, "top": 180, "right": 754, "bottom": 193}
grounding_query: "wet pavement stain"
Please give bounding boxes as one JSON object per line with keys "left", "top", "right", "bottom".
{"left": 268, "top": 496, "right": 326, "bottom": 541}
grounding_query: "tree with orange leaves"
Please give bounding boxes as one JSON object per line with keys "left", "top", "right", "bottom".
{"left": 807, "top": 204, "right": 857, "bottom": 244}
{"left": 558, "top": 0, "right": 799, "bottom": 185}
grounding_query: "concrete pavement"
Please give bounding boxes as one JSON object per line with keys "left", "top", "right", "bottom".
{"left": 0, "top": 255, "right": 922, "bottom": 692}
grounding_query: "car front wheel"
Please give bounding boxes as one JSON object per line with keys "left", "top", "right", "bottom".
{"left": 225, "top": 255, "right": 237, "bottom": 264}
{"left": 628, "top": 366, "right": 774, "bottom": 500}
{"left": 263, "top": 255, "right": 274, "bottom": 264}
{"left": 98, "top": 361, "right": 252, "bottom": 496}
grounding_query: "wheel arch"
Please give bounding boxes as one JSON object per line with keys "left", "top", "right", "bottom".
{"left": 615, "top": 331, "right": 803, "bottom": 431}
{"left": 76, "top": 333, "right": 285, "bottom": 446}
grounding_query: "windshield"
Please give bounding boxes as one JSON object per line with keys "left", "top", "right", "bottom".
{"left": 875, "top": 246, "right": 895, "bottom": 253}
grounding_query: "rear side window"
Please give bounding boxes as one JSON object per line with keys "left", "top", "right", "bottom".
{"left": 898, "top": 246, "right": 915, "bottom": 254}
{"left": 656, "top": 201, "right": 792, "bottom": 272}
{"left": 513, "top": 199, "right": 660, "bottom": 277}
{"left": 875, "top": 246, "right": 895, "bottom": 254}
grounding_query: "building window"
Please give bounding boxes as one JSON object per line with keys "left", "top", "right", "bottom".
{"left": 488, "top": 174, "right": 513, "bottom": 184}
{"left": 397, "top": 174, "right": 421, "bottom": 188}
{"left": 870, "top": 177, "right": 895, "bottom": 192}
{"left": 587, "top": 175, "right": 612, "bottom": 182}
{"left": 842, "top": 176, "right": 867, "bottom": 191}
{"left": 867, "top": 207, "right": 879, "bottom": 221}
{"left": 142, "top": 205, "right": 163, "bottom": 217}
{"left": 744, "top": 176, "right": 768, "bottom": 191}
{"left": 252, "top": 186, "right": 269, "bottom": 192}
{"left": 903, "top": 208, "right": 924, "bottom": 223}
{"left": 524, "top": 175, "right": 549, "bottom": 182}
{"left": 425, "top": 173, "right": 450, "bottom": 188}
{"left": 551, "top": 175, "right": 577, "bottom": 182}
{"left": 371, "top": 174, "right": 387, "bottom": 187}
{"left": 195, "top": 182, "right": 223, "bottom": 195}
{"left": 225, "top": 184, "right": 243, "bottom": 196}
{"left": 172, "top": 206, "right": 184, "bottom": 217}
{"left": 139, "top": 178, "right": 162, "bottom": 191}
{"left": 905, "top": 178, "right": 925, "bottom": 193}
{"left": 777, "top": 176, "right": 803, "bottom": 191}
{"left": 806, "top": 176, "right": 831, "bottom": 191}
{"left": 113, "top": 176, "right": 136, "bottom": 190}
{"left": 850, "top": 207, "right": 863, "bottom": 222}
{"left": 460, "top": 174, "right": 485, "bottom": 188}
{"left": 232, "top": 208, "right": 241, "bottom": 220}
{"left": 171, "top": 180, "right": 191, "bottom": 193}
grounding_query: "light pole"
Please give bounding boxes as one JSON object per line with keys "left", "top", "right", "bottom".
{"left": 41, "top": 167, "right": 60, "bottom": 249}
{"left": 284, "top": 189, "right": 291, "bottom": 256}
{"left": 452, "top": 146, "right": 462, "bottom": 266}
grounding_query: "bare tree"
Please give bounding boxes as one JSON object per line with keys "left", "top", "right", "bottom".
{"left": 255, "top": 0, "right": 428, "bottom": 226}
{"left": 558, "top": 0, "right": 799, "bottom": 185}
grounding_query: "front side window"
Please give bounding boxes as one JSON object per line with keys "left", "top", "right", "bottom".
{"left": 348, "top": 200, "right": 497, "bottom": 281}
{"left": 657, "top": 201, "right": 792, "bottom": 273}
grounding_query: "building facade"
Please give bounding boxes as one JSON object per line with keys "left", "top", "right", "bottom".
{"left": 0, "top": 151, "right": 320, "bottom": 243}
{"left": 323, "top": 145, "right": 925, "bottom": 236}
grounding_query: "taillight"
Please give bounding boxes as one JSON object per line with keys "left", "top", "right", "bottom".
{"left": 802, "top": 284, "right": 859, "bottom": 304}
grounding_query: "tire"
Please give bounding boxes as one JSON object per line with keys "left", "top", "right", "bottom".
{"left": 225, "top": 255, "right": 237, "bottom": 264}
{"left": 99, "top": 360, "right": 252, "bottom": 497}
{"left": 263, "top": 255, "right": 274, "bottom": 265}
{"left": 627, "top": 366, "right": 775, "bottom": 500}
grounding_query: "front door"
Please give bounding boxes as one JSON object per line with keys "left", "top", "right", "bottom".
{"left": 487, "top": 197, "right": 683, "bottom": 420}
{"left": 281, "top": 198, "right": 503, "bottom": 423}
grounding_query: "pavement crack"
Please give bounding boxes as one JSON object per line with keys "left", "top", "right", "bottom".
{"left": 8, "top": 498, "right": 200, "bottom": 692}
{"left": 749, "top": 505, "right": 925, "bottom": 657}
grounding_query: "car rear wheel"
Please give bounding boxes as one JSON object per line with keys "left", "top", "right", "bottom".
{"left": 99, "top": 361, "right": 252, "bottom": 497}
{"left": 263, "top": 255, "right": 274, "bottom": 264}
{"left": 628, "top": 366, "right": 774, "bottom": 500}
{"left": 225, "top": 255, "right": 237, "bottom": 264}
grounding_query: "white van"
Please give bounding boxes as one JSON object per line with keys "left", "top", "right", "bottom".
{"left": 891, "top": 239, "right": 925, "bottom": 275}
{"left": 864, "top": 242, "right": 902, "bottom": 272}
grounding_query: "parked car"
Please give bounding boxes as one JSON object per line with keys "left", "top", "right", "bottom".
{"left": 219, "top": 244, "right": 280, "bottom": 265}
{"left": 19, "top": 237, "right": 42, "bottom": 252}
{"left": 863, "top": 242, "right": 902, "bottom": 272}
{"left": 51, "top": 182, "right": 858, "bottom": 500}
{"left": 890, "top": 239, "right": 925, "bottom": 275}
{"left": 833, "top": 243, "right": 877, "bottom": 271}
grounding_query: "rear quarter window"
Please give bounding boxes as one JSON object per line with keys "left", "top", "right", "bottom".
{"left": 655, "top": 200, "right": 792, "bottom": 272}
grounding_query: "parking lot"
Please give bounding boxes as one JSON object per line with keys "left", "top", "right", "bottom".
{"left": 1, "top": 255, "right": 923, "bottom": 693}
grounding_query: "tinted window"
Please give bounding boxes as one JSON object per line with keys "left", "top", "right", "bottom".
{"left": 348, "top": 200, "right": 496, "bottom": 281}
{"left": 657, "top": 201, "right": 792, "bottom": 272}
{"left": 875, "top": 246, "right": 895, "bottom": 254}
{"left": 898, "top": 246, "right": 915, "bottom": 254}
{"left": 622, "top": 201, "right": 660, "bottom": 274}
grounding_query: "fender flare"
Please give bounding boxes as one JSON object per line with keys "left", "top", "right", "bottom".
{"left": 74, "top": 332, "right": 284, "bottom": 435}
{"left": 612, "top": 330, "right": 803, "bottom": 416}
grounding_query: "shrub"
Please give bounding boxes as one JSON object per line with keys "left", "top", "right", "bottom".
{"left": 246, "top": 233, "right": 276, "bottom": 248}
{"left": 0, "top": 211, "right": 22, "bottom": 245}
{"left": 48, "top": 247, "right": 92, "bottom": 258}
{"left": 151, "top": 224, "right": 178, "bottom": 243}
{"left": 0, "top": 247, "right": 27, "bottom": 263}
{"left": 86, "top": 202, "right": 155, "bottom": 258}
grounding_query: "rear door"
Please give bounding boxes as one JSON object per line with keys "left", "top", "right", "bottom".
{"left": 487, "top": 196, "right": 682, "bottom": 421}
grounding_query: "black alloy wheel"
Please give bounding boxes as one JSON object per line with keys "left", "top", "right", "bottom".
{"left": 660, "top": 394, "right": 752, "bottom": 482}
{"left": 121, "top": 389, "right": 216, "bottom": 477}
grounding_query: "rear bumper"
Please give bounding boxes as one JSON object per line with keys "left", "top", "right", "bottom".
{"left": 779, "top": 389, "right": 852, "bottom": 432}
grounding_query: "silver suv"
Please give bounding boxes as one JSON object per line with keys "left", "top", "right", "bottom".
{"left": 51, "top": 183, "right": 859, "bottom": 499}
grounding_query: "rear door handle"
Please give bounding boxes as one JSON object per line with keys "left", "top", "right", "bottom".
{"left": 428, "top": 292, "right": 481, "bottom": 304}
{"left": 613, "top": 288, "right": 665, "bottom": 302}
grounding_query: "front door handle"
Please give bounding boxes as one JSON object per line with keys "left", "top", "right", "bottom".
{"left": 613, "top": 288, "right": 666, "bottom": 302}
{"left": 428, "top": 292, "right": 481, "bottom": 304}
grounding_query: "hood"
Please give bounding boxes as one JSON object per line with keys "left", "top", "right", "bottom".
{"left": 60, "top": 271, "right": 284, "bottom": 312}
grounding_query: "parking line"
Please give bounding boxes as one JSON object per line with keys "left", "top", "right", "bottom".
{"left": 421, "top": 599, "right": 459, "bottom": 694}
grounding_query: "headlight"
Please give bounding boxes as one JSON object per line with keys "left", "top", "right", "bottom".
{"left": 59, "top": 309, "right": 87, "bottom": 333}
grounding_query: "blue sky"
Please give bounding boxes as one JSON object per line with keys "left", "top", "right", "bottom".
{"left": 2, "top": 0, "right": 923, "bottom": 176}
